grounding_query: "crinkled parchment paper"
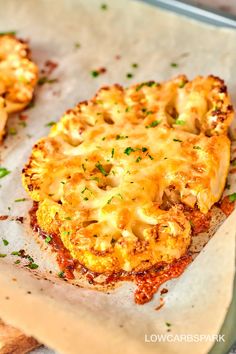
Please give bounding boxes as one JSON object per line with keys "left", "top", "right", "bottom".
{"left": 0, "top": 0, "right": 236, "bottom": 353}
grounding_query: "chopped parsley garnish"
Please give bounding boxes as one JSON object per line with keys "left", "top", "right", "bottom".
{"left": 26, "top": 101, "right": 35, "bottom": 109}
{"left": 14, "top": 198, "right": 26, "bottom": 202}
{"left": 95, "top": 163, "right": 108, "bottom": 176}
{"left": 170, "top": 62, "right": 178, "bottom": 67}
{"left": 0, "top": 31, "right": 16, "bottom": 36}
{"left": 84, "top": 197, "right": 89, "bottom": 201}
{"left": 8, "top": 127, "right": 17, "bottom": 135}
{"left": 58, "top": 271, "right": 65, "bottom": 278}
{"left": 107, "top": 194, "right": 123, "bottom": 204}
{"left": 0, "top": 167, "right": 10, "bottom": 179}
{"left": 111, "top": 148, "right": 115, "bottom": 158}
{"left": 165, "top": 322, "right": 172, "bottom": 327}
{"left": 11, "top": 251, "right": 21, "bottom": 256}
{"left": 45, "top": 121, "right": 56, "bottom": 127}
{"left": 132, "top": 63, "right": 138, "bottom": 68}
{"left": 193, "top": 146, "right": 201, "bottom": 150}
{"left": 27, "top": 263, "right": 39, "bottom": 269}
{"left": 14, "top": 260, "right": 20, "bottom": 264}
{"left": 65, "top": 216, "right": 72, "bottom": 220}
{"left": 74, "top": 42, "right": 81, "bottom": 48}
{"left": 19, "top": 121, "right": 27, "bottom": 128}
{"left": 91, "top": 70, "right": 99, "bottom": 78}
{"left": 124, "top": 147, "right": 135, "bottom": 155}
{"left": 229, "top": 193, "right": 236, "bottom": 202}
{"left": 0, "top": 254, "right": 7, "bottom": 258}
{"left": 116, "top": 134, "right": 128, "bottom": 140}
{"left": 2, "top": 239, "right": 9, "bottom": 246}
{"left": 136, "top": 81, "right": 158, "bottom": 91}
{"left": 38, "top": 77, "right": 58, "bottom": 85}
{"left": 179, "top": 81, "right": 186, "bottom": 88}
{"left": 231, "top": 160, "right": 236, "bottom": 166}
{"left": 82, "top": 163, "right": 86, "bottom": 172}
{"left": 148, "top": 154, "right": 154, "bottom": 160}
{"left": 45, "top": 236, "right": 52, "bottom": 243}
{"left": 142, "top": 147, "right": 148, "bottom": 152}
{"left": 101, "top": 3, "right": 108, "bottom": 10}
{"left": 173, "top": 138, "right": 182, "bottom": 142}
{"left": 136, "top": 156, "right": 142, "bottom": 163}
{"left": 126, "top": 73, "right": 133, "bottom": 79}
{"left": 175, "top": 119, "right": 185, "bottom": 125}
{"left": 145, "top": 120, "right": 161, "bottom": 128}
{"left": 226, "top": 183, "right": 231, "bottom": 190}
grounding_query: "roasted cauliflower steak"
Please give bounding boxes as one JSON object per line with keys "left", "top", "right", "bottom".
{"left": 22, "top": 75, "right": 233, "bottom": 274}
{"left": 0, "top": 34, "right": 38, "bottom": 140}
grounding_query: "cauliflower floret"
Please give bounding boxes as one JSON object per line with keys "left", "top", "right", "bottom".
{"left": 22, "top": 76, "right": 233, "bottom": 274}
{"left": 0, "top": 35, "right": 38, "bottom": 140}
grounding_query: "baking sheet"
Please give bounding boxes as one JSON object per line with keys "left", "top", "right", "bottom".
{"left": 0, "top": 0, "right": 236, "bottom": 353}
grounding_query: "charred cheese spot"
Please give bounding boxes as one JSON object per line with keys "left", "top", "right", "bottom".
{"left": 22, "top": 75, "right": 233, "bottom": 274}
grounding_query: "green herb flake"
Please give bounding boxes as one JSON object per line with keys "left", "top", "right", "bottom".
{"left": 132, "top": 63, "right": 138, "bottom": 68}
{"left": 14, "top": 198, "right": 26, "bottom": 202}
{"left": 45, "top": 121, "right": 56, "bottom": 127}
{"left": 19, "top": 121, "right": 27, "bottom": 128}
{"left": 26, "top": 101, "right": 35, "bottom": 109}
{"left": 116, "top": 134, "right": 128, "bottom": 140}
{"left": 179, "top": 81, "right": 186, "bottom": 88}
{"left": 148, "top": 154, "right": 154, "bottom": 160}
{"left": 8, "top": 127, "right": 17, "bottom": 135}
{"left": 145, "top": 120, "right": 161, "bottom": 128}
{"left": 126, "top": 73, "right": 133, "bottom": 79}
{"left": 231, "top": 160, "right": 236, "bottom": 166}
{"left": 136, "top": 81, "right": 158, "bottom": 91}
{"left": 95, "top": 162, "right": 108, "bottom": 176}
{"left": 175, "top": 119, "right": 185, "bottom": 125}
{"left": 165, "top": 322, "right": 172, "bottom": 327}
{"left": 142, "top": 147, "right": 148, "bottom": 152}
{"left": 0, "top": 167, "right": 10, "bottom": 179}
{"left": 14, "top": 259, "right": 21, "bottom": 264}
{"left": 82, "top": 163, "right": 86, "bottom": 172}
{"left": 229, "top": 193, "right": 236, "bottom": 202}
{"left": 58, "top": 271, "right": 65, "bottom": 278}
{"left": 173, "top": 138, "right": 182, "bottom": 142}
{"left": 170, "top": 62, "right": 178, "bottom": 68}
{"left": 65, "top": 216, "right": 72, "bottom": 220}
{"left": 0, "top": 254, "right": 7, "bottom": 258}
{"left": 91, "top": 70, "right": 99, "bottom": 78}
{"left": 124, "top": 147, "right": 135, "bottom": 155}
{"left": 2, "top": 239, "right": 9, "bottom": 246}
{"left": 0, "top": 31, "right": 16, "bottom": 36}
{"left": 27, "top": 263, "right": 39, "bottom": 270}
{"left": 101, "top": 3, "right": 108, "bottom": 10}
{"left": 45, "top": 236, "right": 52, "bottom": 243}
{"left": 11, "top": 251, "right": 21, "bottom": 256}
{"left": 74, "top": 42, "right": 81, "bottom": 48}
{"left": 111, "top": 148, "right": 115, "bottom": 158}
{"left": 193, "top": 146, "right": 201, "bottom": 150}
{"left": 136, "top": 156, "right": 142, "bottom": 163}
{"left": 38, "top": 77, "right": 58, "bottom": 85}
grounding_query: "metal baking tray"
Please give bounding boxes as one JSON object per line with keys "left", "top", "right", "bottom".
{"left": 141, "top": 0, "right": 236, "bottom": 28}
{"left": 139, "top": 1, "right": 236, "bottom": 354}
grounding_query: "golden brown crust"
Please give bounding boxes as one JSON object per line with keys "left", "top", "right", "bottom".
{"left": 22, "top": 75, "right": 233, "bottom": 274}
{"left": 0, "top": 319, "right": 40, "bottom": 354}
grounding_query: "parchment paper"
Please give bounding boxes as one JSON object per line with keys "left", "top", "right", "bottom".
{"left": 0, "top": 0, "right": 236, "bottom": 353}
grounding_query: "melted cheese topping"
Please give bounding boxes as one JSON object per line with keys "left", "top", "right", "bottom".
{"left": 22, "top": 75, "right": 233, "bottom": 273}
